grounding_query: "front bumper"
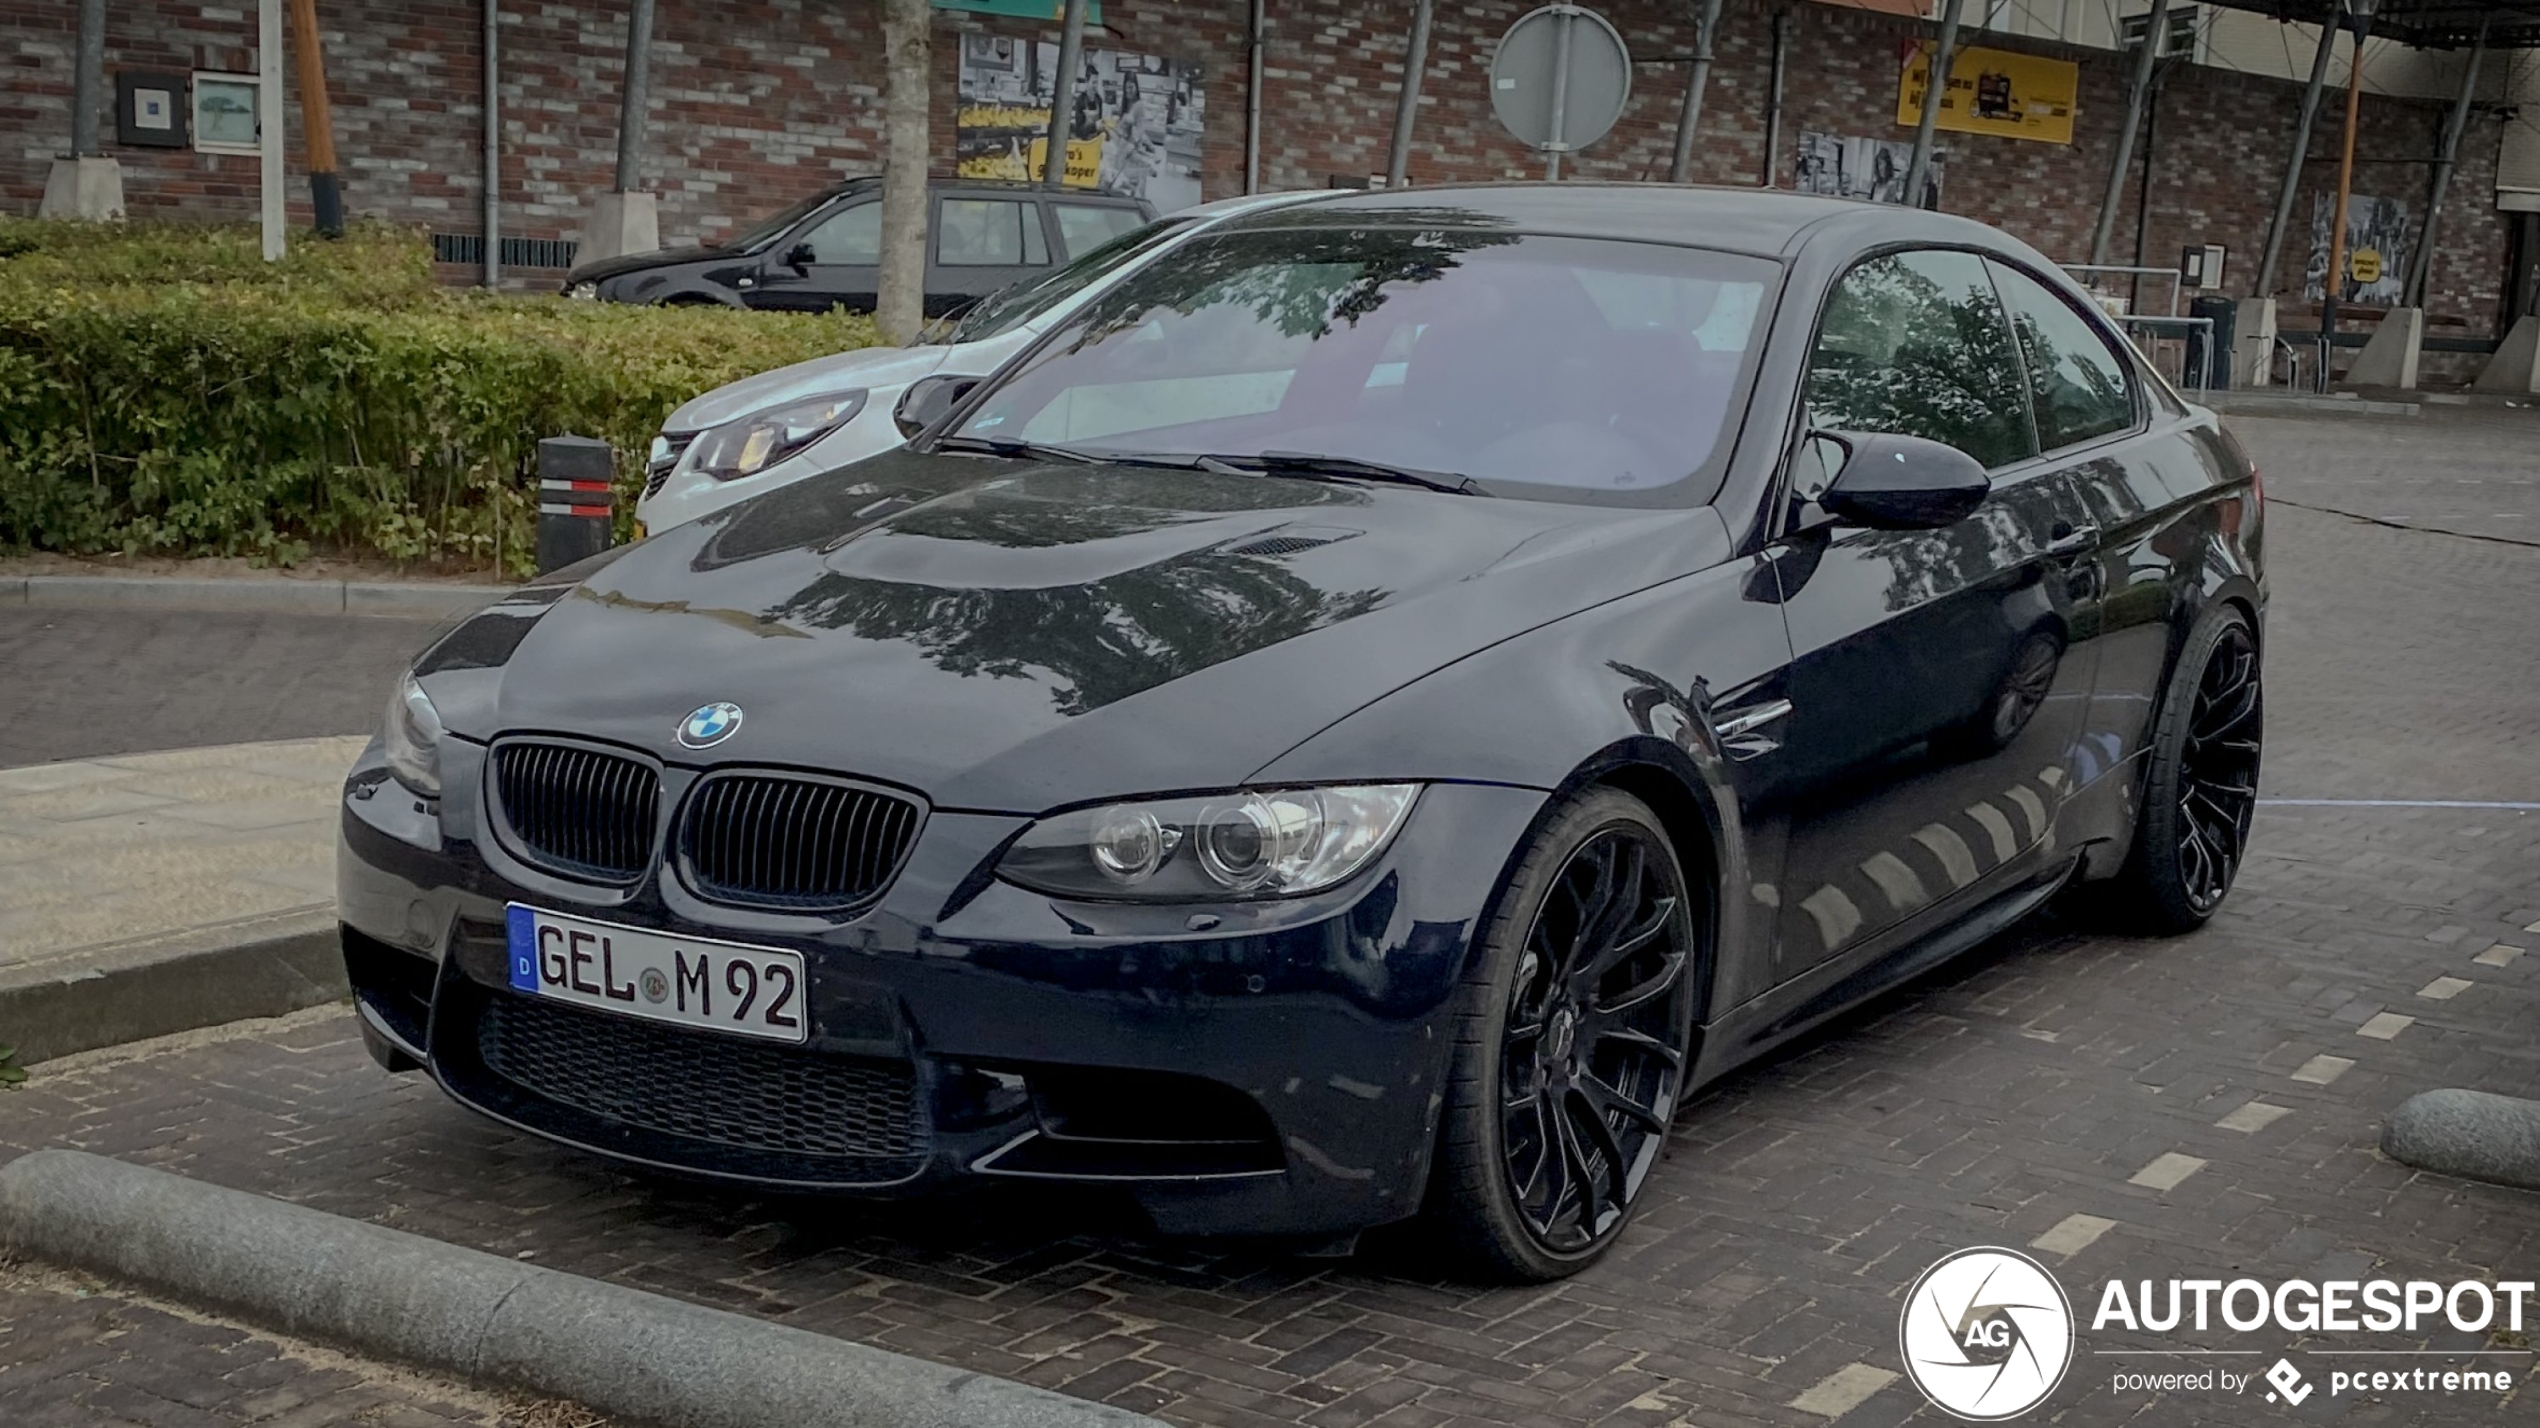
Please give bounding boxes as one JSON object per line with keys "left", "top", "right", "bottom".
{"left": 338, "top": 736, "right": 1545, "bottom": 1237}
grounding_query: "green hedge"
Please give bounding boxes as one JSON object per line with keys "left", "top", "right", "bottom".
{"left": 0, "top": 220, "right": 884, "bottom": 574}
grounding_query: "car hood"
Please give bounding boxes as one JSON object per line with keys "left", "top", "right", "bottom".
{"left": 436, "top": 449, "right": 1730, "bottom": 812}
{"left": 565, "top": 244, "right": 732, "bottom": 286}
{"left": 666, "top": 344, "right": 956, "bottom": 433}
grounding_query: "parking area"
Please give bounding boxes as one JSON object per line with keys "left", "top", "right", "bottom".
{"left": 2, "top": 406, "right": 2536, "bottom": 1427}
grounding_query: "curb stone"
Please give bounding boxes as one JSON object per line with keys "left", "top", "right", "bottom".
{"left": 0, "top": 907, "right": 346, "bottom": 1065}
{"left": 0, "top": 1151, "right": 1166, "bottom": 1428}
{"left": 11, "top": 574, "right": 513, "bottom": 620}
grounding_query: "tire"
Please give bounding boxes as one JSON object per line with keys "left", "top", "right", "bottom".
{"left": 2098, "top": 604, "right": 2262, "bottom": 935}
{"left": 1421, "top": 788, "right": 1701, "bottom": 1282}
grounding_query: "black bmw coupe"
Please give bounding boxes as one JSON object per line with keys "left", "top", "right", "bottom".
{"left": 341, "top": 185, "right": 2263, "bottom": 1280}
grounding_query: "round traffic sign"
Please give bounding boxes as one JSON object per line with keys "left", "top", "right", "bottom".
{"left": 1488, "top": 5, "right": 1632, "bottom": 156}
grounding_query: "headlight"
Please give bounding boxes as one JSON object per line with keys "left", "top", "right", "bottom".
{"left": 685, "top": 391, "right": 868, "bottom": 482}
{"left": 380, "top": 671, "right": 445, "bottom": 797}
{"left": 998, "top": 785, "right": 1420, "bottom": 901}
{"left": 567, "top": 281, "right": 600, "bottom": 300}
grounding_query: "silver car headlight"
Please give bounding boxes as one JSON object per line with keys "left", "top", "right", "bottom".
{"left": 380, "top": 671, "right": 446, "bottom": 797}
{"left": 998, "top": 785, "right": 1420, "bottom": 901}
{"left": 686, "top": 391, "right": 868, "bottom": 483}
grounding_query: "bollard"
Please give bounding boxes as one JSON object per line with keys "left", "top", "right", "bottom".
{"left": 535, "top": 436, "right": 616, "bottom": 575}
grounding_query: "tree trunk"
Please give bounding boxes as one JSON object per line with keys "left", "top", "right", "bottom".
{"left": 877, "top": 0, "right": 932, "bottom": 343}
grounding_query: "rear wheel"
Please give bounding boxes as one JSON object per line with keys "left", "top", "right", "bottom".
{"left": 2101, "top": 605, "right": 2262, "bottom": 934}
{"left": 1423, "top": 789, "right": 1699, "bottom": 1281}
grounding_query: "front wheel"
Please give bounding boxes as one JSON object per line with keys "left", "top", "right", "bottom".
{"left": 1422, "top": 789, "right": 1700, "bottom": 1281}
{"left": 2100, "top": 605, "right": 2262, "bottom": 934}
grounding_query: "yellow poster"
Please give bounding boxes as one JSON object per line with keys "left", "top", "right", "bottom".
{"left": 1896, "top": 42, "right": 2077, "bottom": 145}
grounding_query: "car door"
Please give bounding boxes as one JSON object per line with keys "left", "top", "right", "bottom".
{"left": 747, "top": 198, "right": 880, "bottom": 313}
{"left": 929, "top": 194, "right": 1052, "bottom": 318}
{"left": 1982, "top": 260, "right": 2159, "bottom": 826}
{"left": 1764, "top": 248, "right": 2100, "bottom": 983}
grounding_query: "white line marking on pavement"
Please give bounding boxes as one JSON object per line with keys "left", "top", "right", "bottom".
{"left": 1788, "top": 1363, "right": 1899, "bottom": 1420}
{"left": 2259, "top": 799, "right": 2540, "bottom": 810}
{"left": 2417, "top": 976, "right": 2474, "bottom": 1001}
{"left": 2216, "top": 1101, "right": 2294, "bottom": 1134}
{"left": 2129, "top": 1152, "right": 2207, "bottom": 1192}
{"left": 2291, "top": 1054, "right": 2355, "bottom": 1085}
{"left": 2473, "top": 944, "right": 2524, "bottom": 967}
{"left": 2031, "top": 1213, "right": 2118, "bottom": 1258}
{"left": 2356, "top": 1011, "right": 2416, "bottom": 1040}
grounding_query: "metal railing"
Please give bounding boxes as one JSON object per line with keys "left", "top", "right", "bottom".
{"left": 2110, "top": 314, "right": 2218, "bottom": 391}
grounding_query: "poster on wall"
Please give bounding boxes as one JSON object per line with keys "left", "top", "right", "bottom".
{"left": 1895, "top": 41, "right": 2077, "bottom": 146}
{"left": 2305, "top": 193, "right": 2410, "bottom": 304}
{"left": 1795, "top": 131, "right": 1942, "bottom": 208}
{"left": 955, "top": 34, "right": 1205, "bottom": 213}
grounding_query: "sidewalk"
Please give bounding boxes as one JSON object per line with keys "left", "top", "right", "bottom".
{"left": 0, "top": 737, "right": 365, "bottom": 1063}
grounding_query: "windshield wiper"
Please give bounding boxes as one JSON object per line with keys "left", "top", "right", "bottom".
{"left": 931, "top": 435, "right": 1104, "bottom": 464}
{"left": 1196, "top": 451, "right": 1491, "bottom": 496}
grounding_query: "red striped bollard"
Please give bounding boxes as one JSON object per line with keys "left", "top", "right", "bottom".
{"left": 535, "top": 436, "right": 616, "bottom": 575}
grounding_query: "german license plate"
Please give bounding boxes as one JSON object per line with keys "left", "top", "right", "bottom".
{"left": 504, "top": 904, "right": 807, "bottom": 1044}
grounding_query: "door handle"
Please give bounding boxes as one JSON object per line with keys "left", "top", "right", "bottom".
{"left": 2046, "top": 524, "right": 2100, "bottom": 558}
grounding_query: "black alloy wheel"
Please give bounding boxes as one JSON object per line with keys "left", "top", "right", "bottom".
{"left": 2097, "top": 604, "right": 2262, "bottom": 934}
{"left": 1425, "top": 789, "right": 1700, "bottom": 1280}
{"left": 2173, "top": 622, "right": 2262, "bottom": 912}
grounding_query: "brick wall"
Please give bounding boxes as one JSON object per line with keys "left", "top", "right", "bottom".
{"left": 1, "top": 0, "right": 2515, "bottom": 337}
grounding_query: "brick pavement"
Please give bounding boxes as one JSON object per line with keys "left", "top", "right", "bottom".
{"left": 1, "top": 409, "right": 2536, "bottom": 1427}
{"left": 0, "top": 1261, "right": 606, "bottom": 1427}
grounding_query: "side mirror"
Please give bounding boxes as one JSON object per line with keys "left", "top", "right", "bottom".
{"left": 1811, "top": 430, "right": 1990, "bottom": 530}
{"left": 783, "top": 241, "right": 815, "bottom": 271}
{"left": 895, "top": 374, "right": 980, "bottom": 437}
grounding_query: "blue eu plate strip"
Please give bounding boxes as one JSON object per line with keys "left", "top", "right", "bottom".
{"left": 506, "top": 904, "right": 539, "bottom": 992}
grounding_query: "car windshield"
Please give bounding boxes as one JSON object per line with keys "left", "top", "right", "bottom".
{"left": 948, "top": 221, "right": 1777, "bottom": 506}
{"left": 722, "top": 191, "right": 841, "bottom": 255}
{"left": 937, "top": 215, "right": 1195, "bottom": 346}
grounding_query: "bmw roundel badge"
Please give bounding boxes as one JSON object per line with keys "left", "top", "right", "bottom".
{"left": 677, "top": 701, "right": 744, "bottom": 749}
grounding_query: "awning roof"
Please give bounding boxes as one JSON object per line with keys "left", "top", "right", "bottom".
{"left": 2193, "top": 0, "right": 2540, "bottom": 49}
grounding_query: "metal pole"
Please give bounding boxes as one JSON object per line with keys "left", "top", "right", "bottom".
{"left": 2090, "top": 0, "right": 2165, "bottom": 263}
{"left": 259, "top": 0, "right": 285, "bottom": 260}
{"left": 1544, "top": 7, "right": 1576, "bottom": 181}
{"left": 1667, "top": 0, "right": 1724, "bottom": 185}
{"left": 483, "top": 0, "right": 500, "bottom": 287}
{"left": 1041, "top": 0, "right": 1089, "bottom": 189}
{"left": 2319, "top": 6, "right": 2371, "bottom": 389}
{"left": 2131, "top": 65, "right": 2163, "bottom": 314}
{"left": 2405, "top": 14, "right": 2484, "bottom": 308}
{"left": 1905, "top": 0, "right": 1964, "bottom": 209}
{"left": 70, "top": 0, "right": 104, "bottom": 156}
{"left": 1243, "top": 0, "right": 1264, "bottom": 193}
{"left": 613, "top": 0, "right": 655, "bottom": 193}
{"left": 1386, "top": 0, "right": 1434, "bottom": 189}
{"left": 1761, "top": 8, "right": 1787, "bottom": 187}
{"left": 2255, "top": 18, "right": 2338, "bottom": 298}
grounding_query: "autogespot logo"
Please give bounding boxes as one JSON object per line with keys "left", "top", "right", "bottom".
{"left": 1900, "top": 1247, "right": 2076, "bottom": 1420}
{"left": 677, "top": 701, "right": 744, "bottom": 749}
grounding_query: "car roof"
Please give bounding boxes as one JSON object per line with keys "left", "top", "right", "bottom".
{"left": 818, "top": 175, "right": 1145, "bottom": 204}
{"left": 1207, "top": 181, "right": 2000, "bottom": 259}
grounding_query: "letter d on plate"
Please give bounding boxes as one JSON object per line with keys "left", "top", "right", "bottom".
{"left": 506, "top": 904, "right": 539, "bottom": 992}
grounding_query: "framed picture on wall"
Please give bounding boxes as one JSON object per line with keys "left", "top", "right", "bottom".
{"left": 191, "top": 72, "right": 261, "bottom": 155}
{"left": 115, "top": 70, "right": 191, "bottom": 148}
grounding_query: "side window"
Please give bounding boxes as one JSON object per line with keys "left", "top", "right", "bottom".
{"left": 938, "top": 199, "right": 1049, "bottom": 266}
{"left": 797, "top": 202, "right": 879, "bottom": 266}
{"left": 1804, "top": 249, "right": 2035, "bottom": 472}
{"left": 1987, "top": 260, "right": 2138, "bottom": 451}
{"left": 1053, "top": 203, "right": 1146, "bottom": 259}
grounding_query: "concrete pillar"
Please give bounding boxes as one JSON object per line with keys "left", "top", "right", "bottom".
{"left": 2345, "top": 307, "right": 2423, "bottom": 390}
{"left": 578, "top": 191, "right": 660, "bottom": 264}
{"left": 37, "top": 156, "right": 125, "bottom": 220}
{"left": 2232, "top": 297, "right": 2277, "bottom": 387}
{"left": 2472, "top": 314, "right": 2540, "bottom": 394}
